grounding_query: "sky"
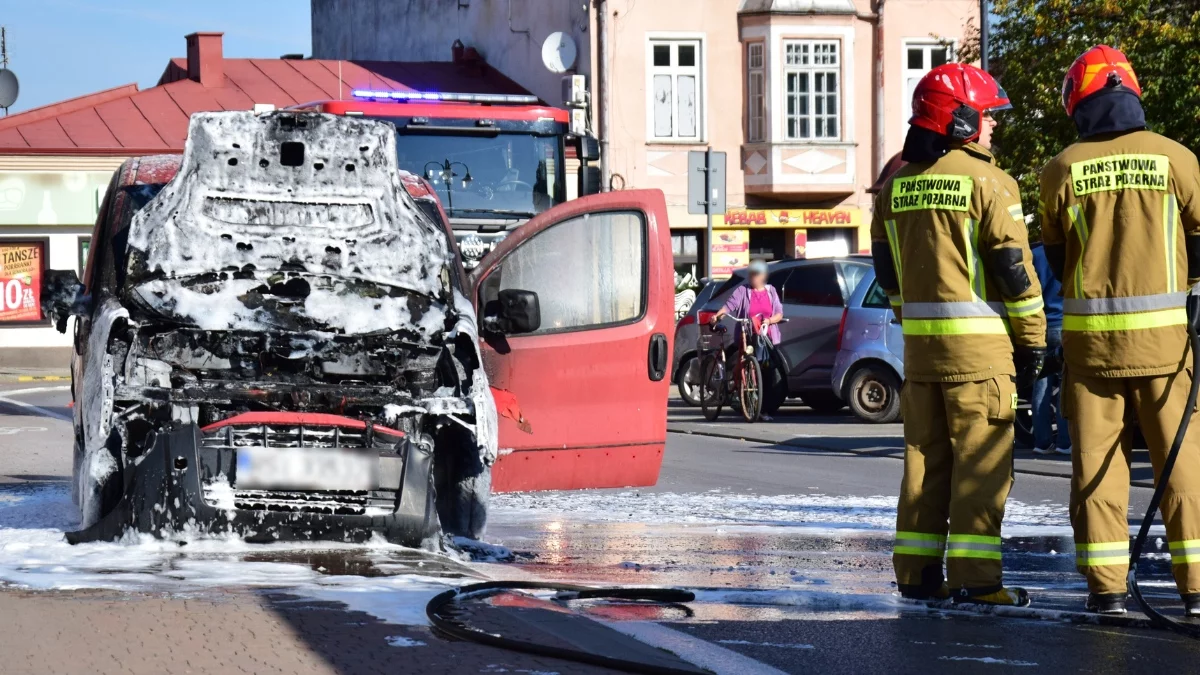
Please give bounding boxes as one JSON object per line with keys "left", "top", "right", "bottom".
{"left": 0, "top": 0, "right": 311, "bottom": 114}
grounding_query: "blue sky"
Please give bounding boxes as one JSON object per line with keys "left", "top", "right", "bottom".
{"left": 1, "top": 0, "right": 311, "bottom": 113}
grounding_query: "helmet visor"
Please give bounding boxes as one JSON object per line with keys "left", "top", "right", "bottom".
{"left": 987, "top": 83, "right": 1014, "bottom": 113}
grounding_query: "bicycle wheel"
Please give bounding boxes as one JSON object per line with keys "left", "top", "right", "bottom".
{"left": 739, "top": 356, "right": 763, "bottom": 423}
{"left": 700, "top": 355, "right": 725, "bottom": 421}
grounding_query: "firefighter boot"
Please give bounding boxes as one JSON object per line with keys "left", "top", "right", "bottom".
{"left": 954, "top": 587, "right": 1031, "bottom": 607}
{"left": 1086, "top": 592, "right": 1127, "bottom": 615}
{"left": 1183, "top": 594, "right": 1200, "bottom": 617}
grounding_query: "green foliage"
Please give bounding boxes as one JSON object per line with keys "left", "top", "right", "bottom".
{"left": 960, "top": 1, "right": 1200, "bottom": 239}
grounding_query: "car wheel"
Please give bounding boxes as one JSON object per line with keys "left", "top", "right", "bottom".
{"left": 676, "top": 356, "right": 703, "bottom": 407}
{"left": 846, "top": 366, "right": 902, "bottom": 424}
{"left": 800, "top": 390, "right": 845, "bottom": 414}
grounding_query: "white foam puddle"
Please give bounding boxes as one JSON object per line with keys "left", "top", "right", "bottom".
{"left": 0, "top": 483, "right": 467, "bottom": 625}
{"left": 491, "top": 489, "right": 1077, "bottom": 535}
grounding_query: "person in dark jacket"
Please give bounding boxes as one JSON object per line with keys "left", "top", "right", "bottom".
{"left": 1030, "top": 243, "right": 1070, "bottom": 455}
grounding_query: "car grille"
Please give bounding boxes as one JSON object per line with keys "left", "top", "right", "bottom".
{"left": 200, "top": 423, "right": 385, "bottom": 451}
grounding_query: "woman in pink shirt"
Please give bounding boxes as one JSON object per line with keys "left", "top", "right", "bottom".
{"left": 708, "top": 261, "right": 784, "bottom": 345}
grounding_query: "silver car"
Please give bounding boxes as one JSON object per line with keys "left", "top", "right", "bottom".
{"left": 830, "top": 268, "right": 905, "bottom": 423}
{"left": 672, "top": 257, "right": 872, "bottom": 413}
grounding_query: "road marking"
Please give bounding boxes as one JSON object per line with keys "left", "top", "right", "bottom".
{"left": 1, "top": 386, "right": 71, "bottom": 397}
{"left": 0, "top": 386, "right": 72, "bottom": 422}
{"left": 605, "top": 621, "right": 791, "bottom": 675}
{"left": 0, "top": 427, "right": 48, "bottom": 435}
{"left": 16, "top": 375, "right": 69, "bottom": 382}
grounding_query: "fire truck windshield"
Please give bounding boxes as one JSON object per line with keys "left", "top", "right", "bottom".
{"left": 391, "top": 131, "right": 565, "bottom": 218}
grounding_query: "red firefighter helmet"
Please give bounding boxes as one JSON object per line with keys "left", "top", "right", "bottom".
{"left": 910, "top": 63, "right": 1012, "bottom": 143}
{"left": 1061, "top": 45, "right": 1141, "bottom": 117}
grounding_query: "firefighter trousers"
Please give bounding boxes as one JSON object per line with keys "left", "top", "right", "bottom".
{"left": 1066, "top": 369, "right": 1200, "bottom": 596}
{"left": 894, "top": 377, "right": 1017, "bottom": 596}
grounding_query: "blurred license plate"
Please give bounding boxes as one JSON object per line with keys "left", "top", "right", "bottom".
{"left": 236, "top": 447, "right": 378, "bottom": 491}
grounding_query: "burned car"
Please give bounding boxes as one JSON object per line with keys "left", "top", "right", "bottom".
{"left": 44, "top": 111, "right": 499, "bottom": 545}
{"left": 44, "top": 110, "right": 677, "bottom": 547}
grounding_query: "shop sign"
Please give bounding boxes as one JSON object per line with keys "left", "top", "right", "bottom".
{"left": 0, "top": 241, "right": 44, "bottom": 324}
{"left": 711, "top": 229, "right": 750, "bottom": 279}
{"left": 718, "top": 208, "right": 862, "bottom": 229}
{"left": 0, "top": 171, "right": 112, "bottom": 226}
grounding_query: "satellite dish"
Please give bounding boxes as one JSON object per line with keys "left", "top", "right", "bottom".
{"left": 0, "top": 69, "right": 17, "bottom": 109}
{"left": 541, "top": 32, "right": 577, "bottom": 74}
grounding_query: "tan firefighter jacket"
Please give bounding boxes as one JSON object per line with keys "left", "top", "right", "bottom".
{"left": 1041, "top": 130, "right": 1200, "bottom": 378}
{"left": 871, "top": 143, "right": 1047, "bottom": 382}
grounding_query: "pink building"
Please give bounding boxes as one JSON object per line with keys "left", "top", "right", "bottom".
{"left": 313, "top": 0, "right": 979, "bottom": 280}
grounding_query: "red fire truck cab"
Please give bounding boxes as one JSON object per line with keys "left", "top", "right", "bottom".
{"left": 298, "top": 90, "right": 601, "bottom": 269}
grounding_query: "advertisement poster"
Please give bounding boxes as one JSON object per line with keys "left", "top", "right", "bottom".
{"left": 711, "top": 229, "right": 750, "bottom": 279}
{"left": 794, "top": 230, "right": 808, "bottom": 258}
{"left": 0, "top": 241, "right": 44, "bottom": 323}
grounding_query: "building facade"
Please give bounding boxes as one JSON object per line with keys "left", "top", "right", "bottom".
{"left": 312, "top": 0, "right": 978, "bottom": 289}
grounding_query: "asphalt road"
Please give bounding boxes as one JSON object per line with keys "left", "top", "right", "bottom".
{"left": 2, "top": 385, "right": 1198, "bottom": 674}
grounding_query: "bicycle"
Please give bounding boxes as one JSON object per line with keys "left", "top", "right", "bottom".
{"left": 698, "top": 315, "right": 776, "bottom": 423}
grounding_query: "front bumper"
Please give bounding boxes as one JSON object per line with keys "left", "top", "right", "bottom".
{"left": 67, "top": 424, "right": 439, "bottom": 546}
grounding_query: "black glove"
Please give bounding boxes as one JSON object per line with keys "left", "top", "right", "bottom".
{"left": 1041, "top": 345, "right": 1063, "bottom": 377}
{"left": 1014, "top": 346, "right": 1047, "bottom": 392}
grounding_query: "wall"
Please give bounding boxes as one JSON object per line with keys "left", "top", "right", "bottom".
{"left": 311, "top": 0, "right": 592, "bottom": 106}
{"left": 0, "top": 157, "right": 121, "bottom": 368}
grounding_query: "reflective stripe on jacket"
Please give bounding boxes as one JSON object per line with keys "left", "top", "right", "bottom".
{"left": 1040, "top": 130, "right": 1200, "bottom": 378}
{"left": 871, "top": 143, "right": 1046, "bottom": 383}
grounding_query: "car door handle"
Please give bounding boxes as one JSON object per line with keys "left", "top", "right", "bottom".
{"left": 648, "top": 333, "right": 668, "bottom": 382}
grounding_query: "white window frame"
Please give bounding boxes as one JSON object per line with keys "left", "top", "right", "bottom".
{"left": 901, "top": 39, "right": 956, "bottom": 140}
{"left": 747, "top": 42, "right": 766, "bottom": 143}
{"left": 782, "top": 39, "right": 842, "bottom": 141}
{"left": 645, "top": 34, "right": 706, "bottom": 143}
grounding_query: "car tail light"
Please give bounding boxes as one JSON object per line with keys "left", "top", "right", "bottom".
{"left": 677, "top": 314, "right": 696, "bottom": 328}
{"left": 697, "top": 310, "right": 717, "bottom": 326}
{"left": 836, "top": 307, "right": 849, "bottom": 350}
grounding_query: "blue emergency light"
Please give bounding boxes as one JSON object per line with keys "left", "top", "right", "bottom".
{"left": 351, "top": 89, "right": 539, "bottom": 104}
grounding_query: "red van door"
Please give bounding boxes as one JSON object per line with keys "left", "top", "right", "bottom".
{"left": 471, "top": 190, "right": 674, "bottom": 492}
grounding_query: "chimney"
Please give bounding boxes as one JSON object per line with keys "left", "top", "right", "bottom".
{"left": 186, "top": 32, "right": 224, "bottom": 87}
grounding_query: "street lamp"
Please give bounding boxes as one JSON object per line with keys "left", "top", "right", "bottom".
{"left": 424, "top": 159, "right": 473, "bottom": 214}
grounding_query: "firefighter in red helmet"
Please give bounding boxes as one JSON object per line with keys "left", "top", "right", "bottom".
{"left": 872, "top": 63, "right": 1046, "bottom": 606}
{"left": 1041, "top": 45, "right": 1200, "bottom": 615}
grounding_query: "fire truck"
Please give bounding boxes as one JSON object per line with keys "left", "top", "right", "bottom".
{"left": 297, "top": 89, "right": 601, "bottom": 268}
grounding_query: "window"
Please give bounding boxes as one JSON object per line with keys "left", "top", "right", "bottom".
{"left": 782, "top": 263, "right": 843, "bottom": 306}
{"left": 784, "top": 40, "right": 840, "bottom": 140}
{"left": 839, "top": 262, "right": 870, "bottom": 297}
{"left": 747, "top": 42, "right": 765, "bottom": 142}
{"left": 767, "top": 269, "right": 792, "bottom": 296}
{"left": 649, "top": 39, "right": 703, "bottom": 141}
{"left": 862, "top": 281, "right": 890, "bottom": 309}
{"left": 481, "top": 211, "right": 645, "bottom": 334}
{"left": 903, "top": 41, "right": 954, "bottom": 135}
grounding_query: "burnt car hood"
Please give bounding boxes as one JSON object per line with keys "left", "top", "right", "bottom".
{"left": 125, "top": 111, "right": 452, "bottom": 337}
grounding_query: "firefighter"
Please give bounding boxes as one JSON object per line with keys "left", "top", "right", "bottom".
{"left": 873, "top": 63, "right": 1047, "bottom": 606}
{"left": 1041, "top": 45, "right": 1200, "bottom": 616}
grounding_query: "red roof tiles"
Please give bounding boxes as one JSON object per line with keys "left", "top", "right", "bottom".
{"left": 0, "top": 52, "right": 534, "bottom": 154}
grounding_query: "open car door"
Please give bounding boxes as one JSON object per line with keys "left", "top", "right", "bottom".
{"left": 471, "top": 190, "right": 674, "bottom": 492}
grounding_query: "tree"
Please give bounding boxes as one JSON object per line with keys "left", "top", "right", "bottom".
{"left": 960, "top": 1, "right": 1200, "bottom": 238}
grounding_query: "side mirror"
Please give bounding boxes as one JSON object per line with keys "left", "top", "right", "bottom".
{"left": 579, "top": 166, "right": 602, "bottom": 196}
{"left": 575, "top": 135, "right": 601, "bottom": 163}
{"left": 41, "top": 269, "right": 89, "bottom": 334}
{"left": 483, "top": 288, "right": 541, "bottom": 335}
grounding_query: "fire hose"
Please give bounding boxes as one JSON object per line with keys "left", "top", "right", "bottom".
{"left": 426, "top": 581, "right": 703, "bottom": 675}
{"left": 1127, "top": 284, "right": 1200, "bottom": 637}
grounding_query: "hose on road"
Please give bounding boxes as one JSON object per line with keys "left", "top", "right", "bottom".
{"left": 1127, "top": 286, "right": 1200, "bottom": 637}
{"left": 426, "top": 580, "right": 703, "bottom": 674}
